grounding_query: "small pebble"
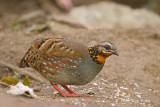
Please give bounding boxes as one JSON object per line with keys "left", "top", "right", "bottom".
{"left": 111, "top": 103, "right": 116, "bottom": 106}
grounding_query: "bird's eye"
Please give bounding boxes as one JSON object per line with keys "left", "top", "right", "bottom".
{"left": 104, "top": 45, "right": 111, "bottom": 50}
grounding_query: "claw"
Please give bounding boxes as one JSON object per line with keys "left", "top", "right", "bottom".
{"left": 52, "top": 84, "right": 90, "bottom": 97}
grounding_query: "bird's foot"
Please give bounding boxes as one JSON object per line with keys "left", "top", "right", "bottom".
{"left": 52, "top": 84, "right": 90, "bottom": 97}
{"left": 60, "top": 93, "right": 90, "bottom": 97}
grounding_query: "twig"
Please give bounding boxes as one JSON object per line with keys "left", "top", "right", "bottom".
{"left": 0, "top": 81, "right": 10, "bottom": 87}
{"left": 20, "top": 10, "right": 45, "bottom": 21}
{"left": 0, "top": 61, "right": 45, "bottom": 83}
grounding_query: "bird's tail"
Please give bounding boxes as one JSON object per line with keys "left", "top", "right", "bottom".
{"left": 19, "top": 47, "right": 33, "bottom": 68}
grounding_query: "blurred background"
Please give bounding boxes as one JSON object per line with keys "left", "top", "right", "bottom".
{"left": 0, "top": 0, "right": 160, "bottom": 107}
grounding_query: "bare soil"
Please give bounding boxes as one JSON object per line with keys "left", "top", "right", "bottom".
{"left": 0, "top": 0, "right": 160, "bottom": 107}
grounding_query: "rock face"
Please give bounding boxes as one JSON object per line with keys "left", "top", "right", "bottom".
{"left": 52, "top": 1, "right": 160, "bottom": 29}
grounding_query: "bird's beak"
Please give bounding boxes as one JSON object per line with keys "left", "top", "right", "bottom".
{"left": 113, "top": 50, "right": 119, "bottom": 56}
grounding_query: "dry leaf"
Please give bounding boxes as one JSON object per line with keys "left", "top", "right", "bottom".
{"left": 1, "top": 76, "right": 18, "bottom": 85}
{"left": 23, "top": 76, "right": 32, "bottom": 86}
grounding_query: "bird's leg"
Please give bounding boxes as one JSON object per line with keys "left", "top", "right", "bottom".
{"left": 51, "top": 84, "right": 90, "bottom": 97}
{"left": 61, "top": 85, "right": 76, "bottom": 94}
{"left": 52, "top": 84, "right": 66, "bottom": 95}
{"left": 61, "top": 85, "right": 90, "bottom": 97}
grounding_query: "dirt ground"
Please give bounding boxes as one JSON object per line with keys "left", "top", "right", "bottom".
{"left": 0, "top": 0, "right": 160, "bottom": 107}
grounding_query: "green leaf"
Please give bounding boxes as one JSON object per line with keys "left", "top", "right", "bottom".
{"left": 13, "top": 71, "right": 19, "bottom": 76}
{"left": 13, "top": 71, "right": 20, "bottom": 80}
{"left": 23, "top": 76, "right": 32, "bottom": 86}
{"left": 1, "top": 76, "right": 18, "bottom": 85}
{"left": 11, "top": 19, "right": 23, "bottom": 30}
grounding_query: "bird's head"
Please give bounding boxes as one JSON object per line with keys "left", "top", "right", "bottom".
{"left": 89, "top": 41, "right": 118, "bottom": 64}
{"left": 98, "top": 41, "right": 119, "bottom": 56}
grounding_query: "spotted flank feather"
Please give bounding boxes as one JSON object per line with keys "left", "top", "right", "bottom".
{"left": 19, "top": 38, "right": 87, "bottom": 80}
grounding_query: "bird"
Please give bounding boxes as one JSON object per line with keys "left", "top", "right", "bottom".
{"left": 19, "top": 38, "right": 118, "bottom": 97}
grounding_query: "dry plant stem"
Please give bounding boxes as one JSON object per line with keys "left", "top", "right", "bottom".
{"left": 0, "top": 81, "right": 10, "bottom": 87}
{"left": 0, "top": 61, "right": 44, "bottom": 83}
{"left": 20, "top": 10, "right": 45, "bottom": 21}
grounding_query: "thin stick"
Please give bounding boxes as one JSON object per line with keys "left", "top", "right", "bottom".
{"left": 0, "top": 81, "right": 10, "bottom": 87}
{"left": 20, "top": 10, "right": 45, "bottom": 21}
{"left": 0, "top": 61, "right": 44, "bottom": 83}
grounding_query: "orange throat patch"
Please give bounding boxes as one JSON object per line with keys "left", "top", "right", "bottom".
{"left": 88, "top": 47, "right": 112, "bottom": 64}
{"left": 96, "top": 55, "right": 107, "bottom": 64}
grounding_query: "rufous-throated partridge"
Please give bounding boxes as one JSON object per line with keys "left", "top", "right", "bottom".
{"left": 19, "top": 38, "right": 118, "bottom": 97}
